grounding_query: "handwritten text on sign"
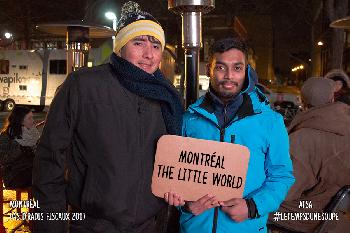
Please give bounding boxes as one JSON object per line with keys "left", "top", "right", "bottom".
{"left": 151, "top": 135, "right": 250, "bottom": 201}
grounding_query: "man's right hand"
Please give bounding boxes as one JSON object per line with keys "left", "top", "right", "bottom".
{"left": 186, "top": 194, "right": 219, "bottom": 215}
{"left": 164, "top": 193, "right": 219, "bottom": 216}
{"left": 164, "top": 192, "right": 185, "bottom": 206}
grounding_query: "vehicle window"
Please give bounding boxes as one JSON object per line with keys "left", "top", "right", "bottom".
{"left": 49, "top": 60, "right": 66, "bottom": 74}
{"left": 19, "top": 85, "right": 27, "bottom": 91}
{"left": 0, "top": 60, "right": 9, "bottom": 74}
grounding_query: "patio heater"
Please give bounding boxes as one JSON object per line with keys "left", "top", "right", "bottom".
{"left": 168, "top": 0, "right": 215, "bottom": 107}
{"left": 330, "top": 16, "right": 350, "bottom": 29}
{"left": 36, "top": 21, "right": 115, "bottom": 73}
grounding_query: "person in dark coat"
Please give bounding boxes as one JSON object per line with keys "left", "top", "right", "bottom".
{"left": 0, "top": 106, "right": 39, "bottom": 188}
{"left": 269, "top": 77, "right": 350, "bottom": 233}
{"left": 32, "top": 1, "right": 183, "bottom": 233}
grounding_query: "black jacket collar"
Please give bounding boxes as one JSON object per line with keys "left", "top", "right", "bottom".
{"left": 200, "top": 92, "right": 255, "bottom": 121}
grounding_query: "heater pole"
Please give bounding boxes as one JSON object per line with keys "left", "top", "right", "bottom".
{"left": 168, "top": 0, "right": 215, "bottom": 108}
{"left": 185, "top": 48, "right": 199, "bottom": 107}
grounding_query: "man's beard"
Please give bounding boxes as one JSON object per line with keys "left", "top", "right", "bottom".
{"left": 217, "top": 80, "right": 240, "bottom": 98}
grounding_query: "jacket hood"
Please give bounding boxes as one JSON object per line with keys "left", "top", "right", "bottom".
{"left": 288, "top": 102, "right": 350, "bottom": 136}
{"left": 242, "top": 64, "right": 258, "bottom": 94}
{"left": 324, "top": 69, "right": 350, "bottom": 88}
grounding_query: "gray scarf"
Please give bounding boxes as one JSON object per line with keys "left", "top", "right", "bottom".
{"left": 15, "top": 127, "right": 40, "bottom": 147}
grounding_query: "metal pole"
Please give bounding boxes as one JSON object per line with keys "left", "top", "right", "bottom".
{"left": 182, "top": 11, "right": 201, "bottom": 107}
{"left": 112, "top": 18, "right": 117, "bottom": 45}
{"left": 168, "top": 0, "right": 214, "bottom": 108}
{"left": 185, "top": 48, "right": 199, "bottom": 107}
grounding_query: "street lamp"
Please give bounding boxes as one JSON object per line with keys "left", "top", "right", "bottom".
{"left": 0, "top": 31, "right": 14, "bottom": 47}
{"left": 105, "top": 11, "right": 117, "bottom": 41}
{"left": 317, "top": 41, "right": 324, "bottom": 46}
{"left": 4, "top": 32, "right": 12, "bottom": 39}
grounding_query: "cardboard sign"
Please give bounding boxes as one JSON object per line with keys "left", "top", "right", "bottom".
{"left": 151, "top": 135, "right": 250, "bottom": 201}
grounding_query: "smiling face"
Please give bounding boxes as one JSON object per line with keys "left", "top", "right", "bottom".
{"left": 208, "top": 48, "right": 247, "bottom": 103}
{"left": 120, "top": 35, "right": 162, "bottom": 74}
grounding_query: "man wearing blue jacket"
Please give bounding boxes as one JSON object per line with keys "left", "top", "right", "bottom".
{"left": 165, "top": 37, "right": 295, "bottom": 232}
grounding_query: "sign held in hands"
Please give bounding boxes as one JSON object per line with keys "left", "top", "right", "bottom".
{"left": 151, "top": 135, "right": 250, "bottom": 201}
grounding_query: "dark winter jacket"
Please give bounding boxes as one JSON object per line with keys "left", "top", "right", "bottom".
{"left": 33, "top": 55, "right": 182, "bottom": 233}
{"left": 0, "top": 133, "right": 34, "bottom": 188}
{"left": 336, "top": 89, "right": 350, "bottom": 105}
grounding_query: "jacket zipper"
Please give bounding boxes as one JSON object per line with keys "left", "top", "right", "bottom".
{"left": 134, "top": 98, "right": 144, "bottom": 223}
{"left": 212, "top": 127, "right": 225, "bottom": 233}
{"left": 212, "top": 207, "right": 219, "bottom": 233}
{"left": 223, "top": 106, "right": 228, "bottom": 126}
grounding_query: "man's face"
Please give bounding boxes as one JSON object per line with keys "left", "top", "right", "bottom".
{"left": 208, "top": 48, "right": 246, "bottom": 101}
{"left": 120, "top": 35, "right": 162, "bottom": 74}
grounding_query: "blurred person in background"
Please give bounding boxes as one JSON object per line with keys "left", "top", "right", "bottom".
{"left": 269, "top": 77, "right": 350, "bottom": 233}
{"left": 0, "top": 106, "right": 40, "bottom": 188}
{"left": 325, "top": 69, "right": 350, "bottom": 105}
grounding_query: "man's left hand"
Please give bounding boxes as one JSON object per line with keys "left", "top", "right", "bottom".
{"left": 219, "top": 198, "right": 248, "bottom": 222}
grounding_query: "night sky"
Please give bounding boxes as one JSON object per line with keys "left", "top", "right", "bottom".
{"left": 0, "top": 0, "right": 314, "bottom": 75}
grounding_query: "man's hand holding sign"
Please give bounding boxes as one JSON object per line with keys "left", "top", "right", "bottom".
{"left": 151, "top": 135, "right": 250, "bottom": 220}
{"left": 165, "top": 193, "right": 220, "bottom": 216}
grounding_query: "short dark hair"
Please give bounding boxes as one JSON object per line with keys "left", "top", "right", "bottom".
{"left": 209, "top": 37, "right": 248, "bottom": 61}
{"left": 1, "top": 106, "right": 32, "bottom": 139}
{"left": 330, "top": 76, "right": 347, "bottom": 88}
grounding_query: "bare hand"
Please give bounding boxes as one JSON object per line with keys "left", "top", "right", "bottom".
{"left": 164, "top": 192, "right": 185, "bottom": 206}
{"left": 186, "top": 194, "right": 219, "bottom": 216}
{"left": 220, "top": 198, "right": 248, "bottom": 222}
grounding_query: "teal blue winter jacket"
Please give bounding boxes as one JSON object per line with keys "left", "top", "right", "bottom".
{"left": 180, "top": 88, "right": 295, "bottom": 233}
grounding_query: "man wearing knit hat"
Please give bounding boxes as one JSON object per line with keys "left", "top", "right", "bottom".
{"left": 300, "top": 77, "right": 335, "bottom": 108}
{"left": 269, "top": 77, "right": 350, "bottom": 233}
{"left": 33, "top": 1, "right": 183, "bottom": 233}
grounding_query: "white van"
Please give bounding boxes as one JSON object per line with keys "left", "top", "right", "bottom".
{"left": 0, "top": 48, "right": 107, "bottom": 111}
